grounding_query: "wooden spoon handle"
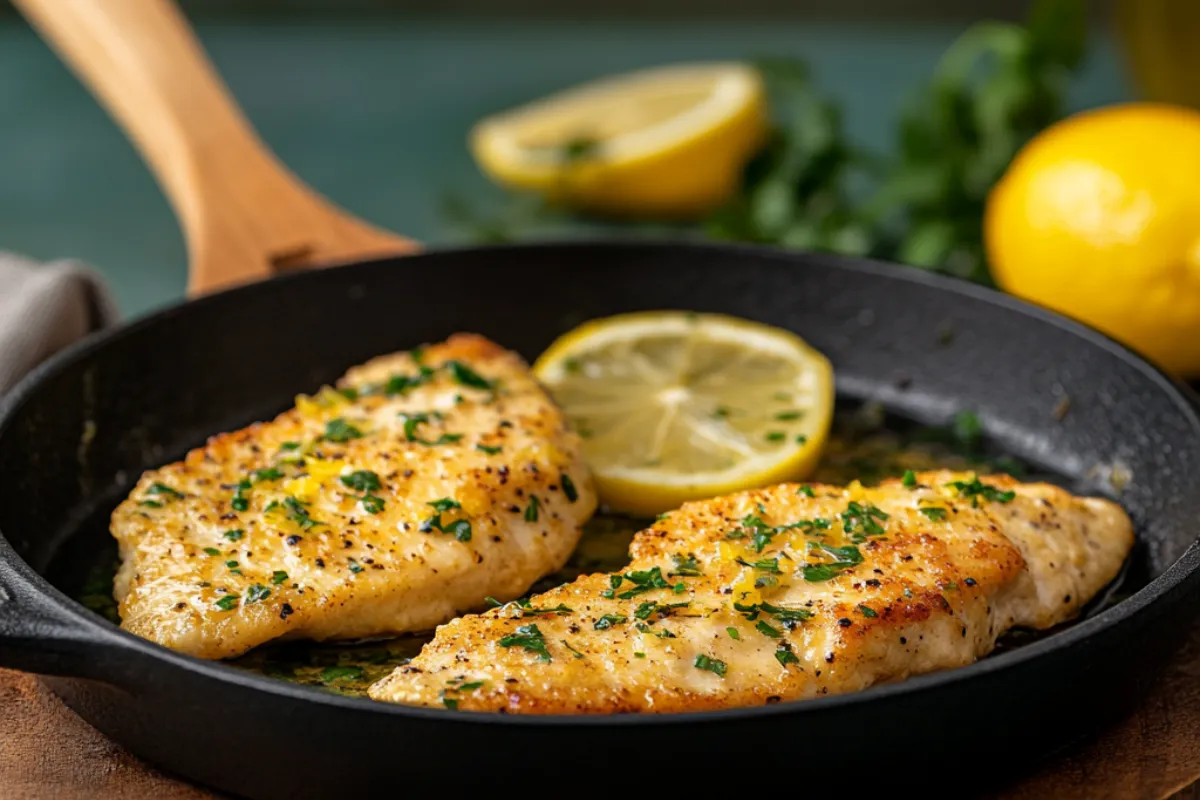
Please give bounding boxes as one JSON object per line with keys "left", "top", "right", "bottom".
{"left": 13, "top": 0, "right": 418, "bottom": 296}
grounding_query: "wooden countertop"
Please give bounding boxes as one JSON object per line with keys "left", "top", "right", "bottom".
{"left": 3, "top": 617, "right": 1200, "bottom": 799}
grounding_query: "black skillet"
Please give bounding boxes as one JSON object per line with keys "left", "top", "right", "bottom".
{"left": 3, "top": 1, "right": 1200, "bottom": 797}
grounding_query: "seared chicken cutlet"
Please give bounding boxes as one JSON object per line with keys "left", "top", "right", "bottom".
{"left": 369, "top": 470, "right": 1132, "bottom": 713}
{"left": 111, "top": 334, "right": 597, "bottom": 659}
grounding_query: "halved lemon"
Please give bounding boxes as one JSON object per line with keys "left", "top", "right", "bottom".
{"left": 533, "top": 312, "right": 835, "bottom": 517}
{"left": 469, "top": 62, "right": 768, "bottom": 218}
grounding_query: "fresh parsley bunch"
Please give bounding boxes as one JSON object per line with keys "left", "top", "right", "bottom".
{"left": 445, "top": 0, "right": 1086, "bottom": 286}
{"left": 707, "top": 0, "right": 1086, "bottom": 284}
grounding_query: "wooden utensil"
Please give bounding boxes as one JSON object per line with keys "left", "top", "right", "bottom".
{"left": 12, "top": 0, "right": 418, "bottom": 296}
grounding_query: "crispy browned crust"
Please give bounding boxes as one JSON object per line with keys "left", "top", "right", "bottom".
{"left": 370, "top": 471, "right": 1133, "bottom": 713}
{"left": 111, "top": 334, "right": 597, "bottom": 660}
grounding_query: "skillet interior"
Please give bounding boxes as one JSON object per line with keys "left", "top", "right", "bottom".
{"left": 1, "top": 241, "right": 1199, "bottom": 795}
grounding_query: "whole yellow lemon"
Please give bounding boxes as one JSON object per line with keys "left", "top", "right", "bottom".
{"left": 985, "top": 103, "right": 1200, "bottom": 377}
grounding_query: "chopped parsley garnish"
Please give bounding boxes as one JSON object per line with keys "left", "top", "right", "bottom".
{"left": 802, "top": 565, "right": 844, "bottom": 582}
{"left": 524, "top": 495, "right": 541, "bottom": 522}
{"left": 280, "top": 442, "right": 301, "bottom": 451}
{"left": 498, "top": 623, "right": 551, "bottom": 661}
{"left": 224, "top": 528, "right": 245, "bottom": 542}
{"left": 765, "top": 431, "right": 786, "bottom": 442}
{"left": 775, "top": 643, "right": 800, "bottom": 667}
{"left": 214, "top": 595, "right": 238, "bottom": 611}
{"left": 252, "top": 468, "right": 283, "bottom": 483}
{"left": 601, "top": 567, "right": 685, "bottom": 600}
{"left": 203, "top": 547, "right": 220, "bottom": 556}
{"left": 340, "top": 470, "right": 381, "bottom": 492}
{"left": 245, "top": 584, "right": 271, "bottom": 603}
{"left": 138, "top": 500, "right": 163, "bottom": 508}
{"left": 732, "top": 511, "right": 829, "bottom": 552}
{"left": 946, "top": 477, "right": 1016, "bottom": 505}
{"left": 486, "top": 596, "right": 573, "bottom": 617}
{"left": 694, "top": 654, "right": 727, "bottom": 677}
{"left": 857, "top": 604, "right": 878, "bottom": 618}
{"left": 902, "top": 469, "right": 917, "bottom": 488}
{"left": 561, "top": 474, "right": 579, "bottom": 503}
{"left": 447, "top": 360, "right": 494, "bottom": 390}
{"left": 421, "top": 498, "right": 472, "bottom": 541}
{"left": 231, "top": 478, "right": 251, "bottom": 512}
{"left": 669, "top": 553, "right": 702, "bottom": 577}
{"left": 348, "top": 559, "right": 365, "bottom": 574}
{"left": 633, "top": 601, "right": 688, "bottom": 620}
{"left": 338, "top": 387, "right": 358, "bottom": 401}
{"left": 763, "top": 603, "right": 814, "bottom": 622}
{"left": 381, "top": 367, "right": 435, "bottom": 396}
{"left": 283, "top": 497, "right": 320, "bottom": 529}
{"left": 735, "top": 601, "right": 815, "bottom": 626}
{"left": 444, "top": 519, "right": 472, "bottom": 541}
{"left": 636, "top": 622, "right": 676, "bottom": 639}
{"left": 801, "top": 542, "right": 864, "bottom": 582}
{"left": 323, "top": 418, "right": 364, "bottom": 443}
{"left": 399, "top": 412, "right": 430, "bottom": 441}
{"left": 271, "top": 570, "right": 289, "bottom": 585}
{"left": 440, "top": 679, "right": 485, "bottom": 709}
{"left": 920, "top": 506, "right": 947, "bottom": 520}
{"left": 422, "top": 433, "right": 464, "bottom": 446}
{"left": 775, "top": 410, "right": 803, "bottom": 421}
{"left": 797, "top": 485, "right": 816, "bottom": 498}
{"left": 593, "top": 614, "right": 627, "bottom": 630}
{"left": 795, "top": 434, "right": 808, "bottom": 444}
{"left": 334, "top": 469, "right": 386, "bottom": 514}
{"left": 727, "top": 626, "right": 741, "bottom": 640}
{"left": 562, "top": 640, "right": 586, "bottom": 659}
{"left": 475, "top": 443, "right": 503, "bottom": 455}
{"left": 736, "top": 557, "right": 782, "bottom": 574}
{"left": 841, "top": 501, "right": 889, "bottom": 541}
{"left": 148, "top": 482, "right": 184, "bottom": 499}
{"left": 398, "top": 413, "right": 462, "bottom": 446}
{"left": 320, "top": 666, "right": 365, "bottom": 682}
{"left": 756, "top": 620, "right": 783, "bottom": 638}
{"left": 737, "top": 513, "right": 776, "bottom": 552}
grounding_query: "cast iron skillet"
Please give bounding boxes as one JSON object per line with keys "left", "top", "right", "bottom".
{"left": 3, "top": 1, "right": 1200, "bottom": 797}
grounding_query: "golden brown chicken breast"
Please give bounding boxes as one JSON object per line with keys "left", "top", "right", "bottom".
{"left": 369, "top": 470, "right": 1132, "bottom": 713}
{"left": 111, "top": 334, "right": 597, "bottom": 659}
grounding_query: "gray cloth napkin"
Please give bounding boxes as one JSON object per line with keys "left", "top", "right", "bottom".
{"left": 0, "top": 251, "right": 119, "bottom": 394}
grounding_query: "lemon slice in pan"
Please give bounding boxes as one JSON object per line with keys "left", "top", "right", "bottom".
{"left": 533, "top": 311, "right": 834, "bottom": 516}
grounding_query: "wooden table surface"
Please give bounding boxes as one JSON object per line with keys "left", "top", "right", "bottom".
{"left": 3, "top": 618, "right": 1200, "bottom": 800}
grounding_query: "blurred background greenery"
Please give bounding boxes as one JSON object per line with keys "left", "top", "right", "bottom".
{"left": 0, "top": 0, "right": 1139, "bottom": 316}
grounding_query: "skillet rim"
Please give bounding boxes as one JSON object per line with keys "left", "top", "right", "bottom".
{"left": 2, "top": 238, "right": 1199, "bottom": 727}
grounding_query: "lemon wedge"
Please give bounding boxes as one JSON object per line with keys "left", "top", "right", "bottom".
{"left": 470, "top": 62, "right": 768, "bottom": 217}
{"left": 533, "top": 312, "right": 834, "bottom": 516}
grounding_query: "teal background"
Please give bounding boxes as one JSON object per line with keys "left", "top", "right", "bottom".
{"left": 0, "top": 13, "right": 1131, "bottom": 319}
